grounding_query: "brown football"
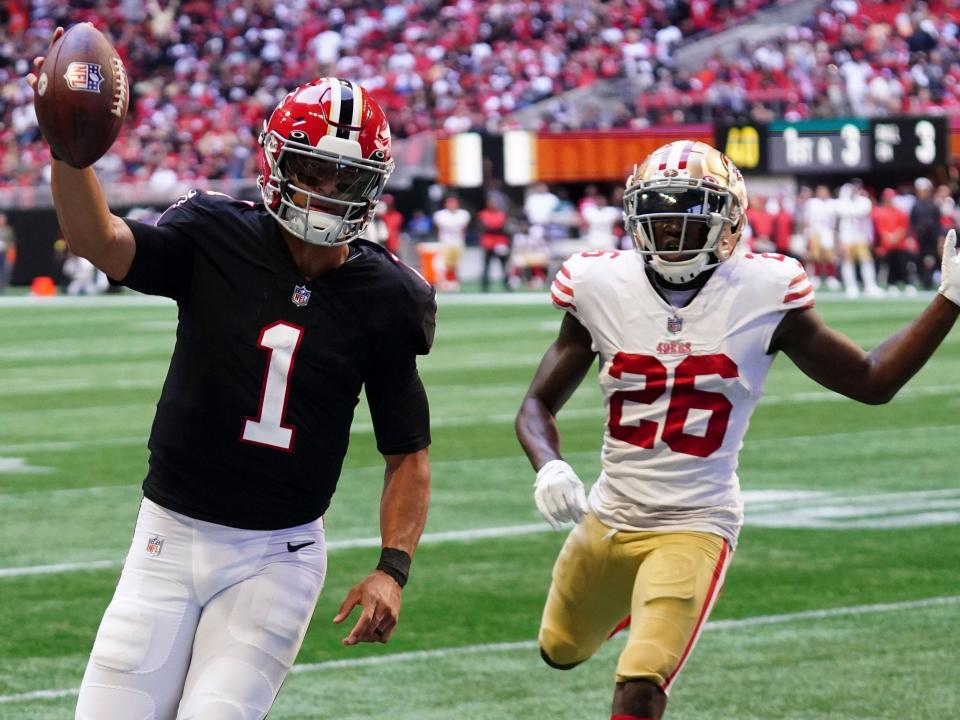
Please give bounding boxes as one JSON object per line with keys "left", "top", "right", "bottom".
{"left": 34, "top": 23, "right": 129, "bottom": 168}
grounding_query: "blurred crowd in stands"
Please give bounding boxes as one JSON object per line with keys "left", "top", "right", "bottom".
{"left": 632, "top": 0, "right": 960, "bottom": 127}
{"left": 3, "top": 0, "right": 960, "bottom": 295}
{"left": 1, "top": 0, "right": 790, "bottom": 188}
{"left": 4, "top": 1, "right": 960, "bottom": 187}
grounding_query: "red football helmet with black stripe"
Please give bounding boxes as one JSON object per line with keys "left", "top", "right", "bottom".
{"left": 623, "top": 140, "right": 748, "bottom": 284}
{"left": 259, "top": 78, "right": 395, "bottom": 246}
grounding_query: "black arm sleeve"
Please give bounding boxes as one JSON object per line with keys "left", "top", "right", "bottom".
{"left": 116, "top": 219, "right": 193, "bottom": 300}
{"left": 365, "top": 349, "right": 431, "bottom": 455}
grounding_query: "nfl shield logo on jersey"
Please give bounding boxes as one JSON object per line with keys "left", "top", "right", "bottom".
{"left": 146, "top": 536, "right": 164, "bottom": 556}
{"left": 291, "top": 285, "right": 311, "bottom": 307}
{"left": 667, "top": 314, "right": 683, "bottom": 334}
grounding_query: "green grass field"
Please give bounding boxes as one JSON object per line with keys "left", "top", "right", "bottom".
{"left": 0, "top": 293, "right": 958, "bottom": 719}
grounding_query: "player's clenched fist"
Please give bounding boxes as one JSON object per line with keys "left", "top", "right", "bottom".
{"left": 534, "top": 459, "right": 589, "bottom": 529}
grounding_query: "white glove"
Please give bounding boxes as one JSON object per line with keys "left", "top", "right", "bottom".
{"left": 938, "top": 229, "right": 960, "bottom": 306}
{"left": 534, "top": 459, "right": 588, "bottom": 530}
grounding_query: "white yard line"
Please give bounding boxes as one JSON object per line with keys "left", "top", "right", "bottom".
{"left": 0, "top": 688, "right": 81, "bottom": 704}
{"left": 1, "top": 594, "right": 956, "bottom": 705}
{"left": 0, "top": 436, "right": 145, "bottom": 454}
{"left": 0, "top": 378, "right": 161, "bottom": 396}
{"left": 0, "top": 295, "right": 176, "bottom": 308}
{"left": 0, "top": 523, "right": 549, "bottom": 578}
{"left": 3, "top": 419, "right": 958, "bottom": 459}
{"left": 3, "top": 383, "right": 959, "bottom": 444}
{"left": 0, "top": 560, "right": 119, "bottom": 577}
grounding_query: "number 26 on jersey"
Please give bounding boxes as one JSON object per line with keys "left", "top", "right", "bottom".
{"left": 607, "top": 352, "right": 739, "bottom": 458}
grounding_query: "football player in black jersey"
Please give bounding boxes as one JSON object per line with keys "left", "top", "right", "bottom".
{"left": 30, "top": 36, "right": 435, "bottom": 718}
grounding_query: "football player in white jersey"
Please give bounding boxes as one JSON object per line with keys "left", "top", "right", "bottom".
{"left": 836, "top": 180, "right": 882, "bottom": 298}
{"left": 806, "top": 184, "right": 842, "bottom": 290}
{"left": 516, "top": 140, "right": 960, "bottom": 720}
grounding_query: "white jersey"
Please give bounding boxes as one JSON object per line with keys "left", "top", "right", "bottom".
{"left": 581, "top": 204, "right": 622, "bottom": 250}
{"left": 805, "top": 197, "right": 837, "bottom": 247}
{"left": 835, "top": 194, "right": 874, "bottom": 245}
{"left": 550, "top": 248, "right": 815, "bottom": 546}
{"left": 432, "top": 208, "right": 470, "bottom": 248}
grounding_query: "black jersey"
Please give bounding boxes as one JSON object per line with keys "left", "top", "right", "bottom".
{"left": 118, "top": 190, "right": 435, "bottom": 530}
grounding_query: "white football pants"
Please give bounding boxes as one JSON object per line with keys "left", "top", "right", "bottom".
{"left": 76, "top": 498, "right": 326, "bottom": 720}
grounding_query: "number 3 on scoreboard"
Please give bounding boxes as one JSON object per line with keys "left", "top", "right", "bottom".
{"left": 242, "top": 321, "right": 304, "bottom": 451}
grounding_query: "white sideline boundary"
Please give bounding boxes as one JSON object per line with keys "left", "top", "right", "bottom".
{"left": 0, "top": 290, "right": 938, "bottom": 309}
{"left": 1, "top": 594, "right": 956, "bottom": 705}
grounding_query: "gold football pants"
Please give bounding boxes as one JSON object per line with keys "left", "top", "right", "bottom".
{"left": 539, "top": 512, "right": 731, "bottom": 692}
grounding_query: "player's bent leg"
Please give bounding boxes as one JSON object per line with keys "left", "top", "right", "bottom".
{"left": 539, "top": 513, "right": 638, "bottom": 669}
{"left": 176, "top": 537, "right": 326, "bottom": 720}
{"left": 615, "top": 532, "right": 731, "bottom": 694}
{"left": 76, "top": 501, "right": 200, "bottom": 720}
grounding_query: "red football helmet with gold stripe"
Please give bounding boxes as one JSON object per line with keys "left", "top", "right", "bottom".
{"left": 623, "top": 141, "right": 747, "bottom": 284}
{"left": 258, "top": 78, "right": 394, "bottom": 246}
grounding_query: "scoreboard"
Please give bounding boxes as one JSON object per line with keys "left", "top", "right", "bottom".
{"left": 717, "top": 117, "right": 947, "bottom": 175}
{"left": 871, "top": 117, "right": 947, "bottom": 168}
{"left": 767, "top": 119, "right": 870, "bottom": 173}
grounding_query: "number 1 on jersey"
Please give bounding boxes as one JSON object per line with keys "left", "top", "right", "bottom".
{"left": 242, "top": 322, "right": 304, "bottom": 451}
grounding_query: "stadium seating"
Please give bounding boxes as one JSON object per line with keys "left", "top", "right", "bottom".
{"left": 1, "top": 0, "right": 773, "bottom": 188}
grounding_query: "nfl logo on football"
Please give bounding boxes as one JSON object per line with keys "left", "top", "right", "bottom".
{"left": 63, "top": 62, "right": 104, "bottom": 93}
{"left": 146, "top": 536, "right": 164, "bottom": 557}
{"left": 291, "top": 285, "right": 311, "bottom": 307}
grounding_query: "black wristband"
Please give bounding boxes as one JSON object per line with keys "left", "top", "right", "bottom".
{"left": 376, "top": 547, "right": 411, "bottom": 588}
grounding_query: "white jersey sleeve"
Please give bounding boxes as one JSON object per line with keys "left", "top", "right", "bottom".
{"left": 550, "top": 252, "right": 599, "bottom": 324}
{"left": 550, "top": 250, "right": 623, "bottom": 344}
{"left": 780, "top": 259, "right": 816, "bottom": 310}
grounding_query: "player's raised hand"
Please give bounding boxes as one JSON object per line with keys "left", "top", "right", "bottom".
{"left": 333, "top": 571, "right": 402, "bottom": 646}
{"left": 24, "top": 26, "right": 64, "bottom": 92}
{"left": 938, "top": 229, "right": 960, "bottom": 306}
{"left": 534, "top": 459, "right": 588, "bottom": 529}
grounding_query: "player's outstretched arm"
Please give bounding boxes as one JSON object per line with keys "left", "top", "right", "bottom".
{"left": 516, "top": 312, "right": 596, "bottom": 527}
{"left": 26, "top": 28, "right": 134, "bottom": 281}
{"left": 333, "top": 448, "right": 429, "bottom": 646}
{"left": 772, "top": 230, "right": 960, "bottom": 404}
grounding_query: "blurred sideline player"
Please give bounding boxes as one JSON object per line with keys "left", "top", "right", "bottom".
{"left": 516, "top": 140, "right": 960, "bottom": 719}
{"left": 805, "top": 184, "right": 841, "bottom": 290}
{"left": 836, "top": 180, "right": 882, "bottom": 298}
{"left": 432, "top": 194, "right": 470, "bottom": 290}
{"left": 29, "top": 29, "right": 435, "bottom": 720}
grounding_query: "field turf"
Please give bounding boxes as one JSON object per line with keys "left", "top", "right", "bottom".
{"left": 0, "top": 293, "right": 957, "bottom": 719}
